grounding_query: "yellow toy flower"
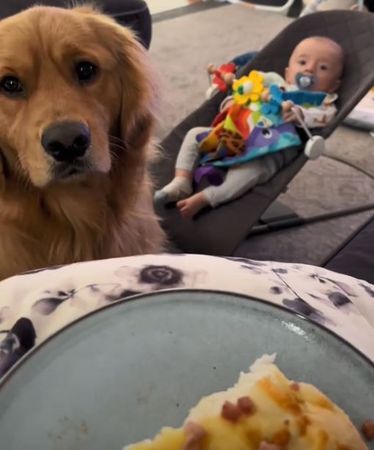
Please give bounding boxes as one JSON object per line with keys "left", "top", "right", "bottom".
{"left": 232, "top": 70, "right": 265, "bottom": 105}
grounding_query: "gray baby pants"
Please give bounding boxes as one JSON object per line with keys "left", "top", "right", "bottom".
{"left": 176, "top": 126, "right": 298, "bottom": 207}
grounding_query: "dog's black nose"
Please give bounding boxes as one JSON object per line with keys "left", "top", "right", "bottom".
{"left": 41, "top": 122, "right": 91, "bottom": 162}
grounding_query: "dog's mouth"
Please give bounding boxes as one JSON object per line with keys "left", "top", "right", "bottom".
{"left": 52, "top": 161, "right": 91, "bottom": 181}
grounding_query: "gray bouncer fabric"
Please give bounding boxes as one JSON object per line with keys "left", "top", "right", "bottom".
{"left": 153, "top": 10, "right": 374, "bottom": 255}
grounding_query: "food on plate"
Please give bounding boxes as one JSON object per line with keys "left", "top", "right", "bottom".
{"left": 124, "top": 354, "right": 368, "bottom": 450}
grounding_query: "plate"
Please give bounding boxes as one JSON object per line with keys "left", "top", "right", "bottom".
{"left": 0, "top": 290, "right": 373, "bottom": 450}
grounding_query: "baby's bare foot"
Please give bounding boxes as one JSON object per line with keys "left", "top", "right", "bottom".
{"left": 177, "top": 192, "right": 209, "bottom": 218}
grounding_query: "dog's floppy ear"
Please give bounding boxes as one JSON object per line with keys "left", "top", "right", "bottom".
{"left": 81, "top": 9, "right": 159, "bottom": 156}
{"left": 0, "top": 152, "right": 6, "bottom": 191}
{"left": 114, "top": 27, "right": 159, "bottom": 155}
{"left": 116, "top": 28, "right": 158, "bottom": 153}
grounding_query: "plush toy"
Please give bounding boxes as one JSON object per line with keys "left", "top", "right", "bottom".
{"left": 232, "top": 70, "right": 265, "bottom": 104}
{"left": 205, "top": 52, "right": 259, "bottom": 99}
{"left": 196, "top": 71, "right": 327, "bottom": 170}
{"left": 206, "top": 62, "right": 236, "bottom": 99}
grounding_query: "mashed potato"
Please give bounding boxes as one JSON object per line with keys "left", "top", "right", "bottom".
{"left": 125, "top": 354, "right": 367, "bottom": 450}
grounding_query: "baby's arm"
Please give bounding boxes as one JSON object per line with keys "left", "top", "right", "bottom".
{"left": 282, "top": 98, "right": 337, "bottom": 128}
{"left": 297, "top": 102, "right": 337, "bottom": 128}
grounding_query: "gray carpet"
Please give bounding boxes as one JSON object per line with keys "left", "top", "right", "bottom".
{"left": 150, "top": 4, "right": 374, "bottom": 265}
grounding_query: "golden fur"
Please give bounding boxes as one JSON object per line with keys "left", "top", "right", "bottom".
{"left": 0, "top": 5, "right": 165, "bottom": 280}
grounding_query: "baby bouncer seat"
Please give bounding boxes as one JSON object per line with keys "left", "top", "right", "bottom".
{"left": 153, "top": 9, "right": 374, "bottom": 255}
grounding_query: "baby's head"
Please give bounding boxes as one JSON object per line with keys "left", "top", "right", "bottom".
{"left": 285, "top": 36, "right": 344, "bottom": 93}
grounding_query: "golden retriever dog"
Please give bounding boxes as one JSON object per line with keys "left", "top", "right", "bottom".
{"left": 0, "top": 5, "right": 166, "bottom": 281}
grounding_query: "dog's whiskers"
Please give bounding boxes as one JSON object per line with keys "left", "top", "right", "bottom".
{"left": 109, "top": 135, "right": 128, "bottom": 148}
{"left": 15, "top": 154, "right": 33, "bottom": 189}
{"left": 109, "top": 135, "right": 130, "bottom": 155}
{"left": 110, "top": 142, "right": 126, "bottom": 152}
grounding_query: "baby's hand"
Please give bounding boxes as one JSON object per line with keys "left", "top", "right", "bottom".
{"left": 282, "top": 101, "right": 303, "bottom": 123}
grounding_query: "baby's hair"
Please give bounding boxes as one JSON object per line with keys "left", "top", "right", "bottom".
{"left": 308, "top": 36, "right": 344, "bottom": 55}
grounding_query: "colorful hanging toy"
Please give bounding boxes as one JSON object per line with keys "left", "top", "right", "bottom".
{"left": 232, "top": 70, "right": 265, "bottom": 105}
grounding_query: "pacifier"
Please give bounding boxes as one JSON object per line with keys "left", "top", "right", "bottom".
{"left": 295, "top": 73, "right": 315, "bottom": 90}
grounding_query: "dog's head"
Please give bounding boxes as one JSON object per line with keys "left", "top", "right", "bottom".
{"left": 0, "top": 5, "right": 157, "bottom": 188}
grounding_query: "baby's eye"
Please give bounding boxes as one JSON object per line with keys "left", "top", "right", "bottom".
{"left": 298, "top": 60, "right": 306, "bottom": 66}
{"left": 319, "top": 64, "right": 328, "bottom": 71}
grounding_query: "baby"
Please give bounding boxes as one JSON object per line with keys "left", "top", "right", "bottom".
{"left": 155, "top": 36, "right": 344, "bottom": 218}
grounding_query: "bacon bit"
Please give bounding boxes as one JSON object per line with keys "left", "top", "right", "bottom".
{"left": 258, "top": 378, "right": 301, "bottom": 415}
{"left": 362, "top": 420, "right": 374, "bottom": 441}
{"left": 237, "top": 396, "right": 256, "bottom": 415}
{"left": 283, "top": 419, "right": 290, "bottom": 426}
{"left": 259, "top": 441, "right": 281, "bottom": 450}
{"left": 272, "top": 429, "right": 291, "bottom": 447}
{"left": 221, "top": 400, "right": 241, "bottom": 423}
{"left": 290, "top": 382, "right": 300, "bottom": 392}
{"left": 296, "top": 415, "right": 310, "bottom": 436}
{"left": 183, "top": 422, "right": 206, "bottom": 450}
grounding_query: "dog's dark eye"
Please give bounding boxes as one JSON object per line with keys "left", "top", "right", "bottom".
{"left": 75, "top": 61, "right": 98, "bottom": 83}
{"left": 0, "top": 75, "right": 24, "bottom": 96}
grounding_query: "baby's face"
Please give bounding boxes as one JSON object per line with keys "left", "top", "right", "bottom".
{"left": 285, "top": 37, "right": 343, "bottom": 93}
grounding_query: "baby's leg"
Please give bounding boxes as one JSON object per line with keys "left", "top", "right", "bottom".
{"left": 176, "top": 149, "right": 299, "bottom": 218}
{"left": 203, "top": 158, "right": 274, "bottom": 209}
{"left": 154, "top": 127, "right": 210, "bottom": 204}
{"left": 177, "top": 158, "right": 275, "bottom": 218}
